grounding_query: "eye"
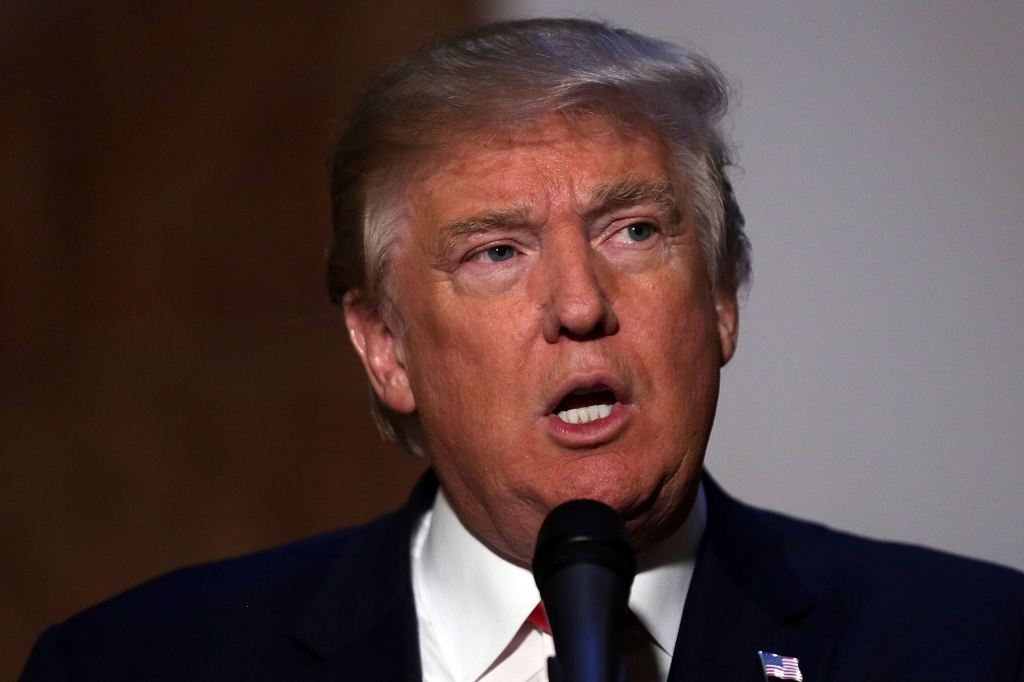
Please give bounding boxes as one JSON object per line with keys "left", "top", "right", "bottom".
{"left": 623, "top": 222, "right": 655, "bottom": 242}
{"left": 477, "top": 245, "right": 516, "bottom": 263}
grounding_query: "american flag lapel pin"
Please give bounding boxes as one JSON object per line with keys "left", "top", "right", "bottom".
{"left": 758, "top": 651, "right": 804, "bottom": 681}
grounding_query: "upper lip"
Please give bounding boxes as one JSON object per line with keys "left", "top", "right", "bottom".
{"left": 542, "top": 370, "right": 632, "bottom": 416}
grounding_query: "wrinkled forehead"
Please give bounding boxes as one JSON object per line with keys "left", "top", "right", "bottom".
{"left": 362, "top": 111, "right": 690, "bottom": 303}
{"left": 411, "top": 111, "right": 677, "bottom": 183}
{"left": 402, "top": 114, "right": 683, "bottom": 230}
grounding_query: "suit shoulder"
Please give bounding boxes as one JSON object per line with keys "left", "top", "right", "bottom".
{"left": 21, "top": 474, "right": 438, "bottom": 681}
{"left": 22, "top": 523, "right": 366, "bottom": 682}
{"left": 79, "top": 524, "right": 359, "bottom": 620}
{"left": 745, "top": 502, "right": 1024, "bottom": 639}
{"left": 718, "top": 497, "right": 1024, "bottom": 678}
{"left": 706, "top": 475, "right": 1024, "bottom": 598}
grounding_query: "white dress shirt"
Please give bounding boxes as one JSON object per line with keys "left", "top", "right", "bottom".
{"left": 411, "top": 485, "right": 707, "bottom": 682}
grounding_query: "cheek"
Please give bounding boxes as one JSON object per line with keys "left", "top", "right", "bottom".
{"left": 630, "top": 274, "right": 721, "bottom": 405}
{"left": 404, "top": 298, "right": 529, "bottom": 424}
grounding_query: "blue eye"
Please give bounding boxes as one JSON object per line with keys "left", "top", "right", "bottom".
{"left": 625, "top": 222, "right": 654, "bottom": 242}
{"left": 483, "top": 245, "right": 515, "bottom": 262}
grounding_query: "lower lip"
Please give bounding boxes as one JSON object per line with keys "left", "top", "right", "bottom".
{"left": 543, "top": 402, "right": 632, "bottom": 446}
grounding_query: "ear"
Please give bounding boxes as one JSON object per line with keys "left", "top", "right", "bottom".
{"left": 343, "top": 290, "right": 417, "bottom": 414}
{"left": 714, "top": 286, "right": 739, "bottom": 367}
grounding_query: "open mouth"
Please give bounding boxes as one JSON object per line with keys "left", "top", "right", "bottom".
{"left": 552, "top": 387, "right": 619, "bottom": 425}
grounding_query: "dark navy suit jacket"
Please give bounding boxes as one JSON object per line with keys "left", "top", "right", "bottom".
{"left": 20, "top": 471, "right": 1024, "bottom": 681}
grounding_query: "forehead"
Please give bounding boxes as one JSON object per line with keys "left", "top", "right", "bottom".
{"left": 403, "top": 114, "right": 677, "bottom": 230}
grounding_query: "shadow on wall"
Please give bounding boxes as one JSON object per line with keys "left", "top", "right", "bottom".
{"left": 0, "top": 1, "right": 477, "bottom": 677}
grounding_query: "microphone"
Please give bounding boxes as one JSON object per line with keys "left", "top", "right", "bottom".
{"left": 531, "top": 500, "right": 637, "bottom": 682}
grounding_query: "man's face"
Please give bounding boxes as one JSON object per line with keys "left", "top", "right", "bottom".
{"left": 346, "top": 115, "right": 737, "bottom": 562}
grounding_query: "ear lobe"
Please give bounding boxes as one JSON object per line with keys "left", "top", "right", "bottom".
{"left": 343, "top": 291, "right": 417, "bottom": 414}
{"left": 714, "top": 287, "right": 739, "bottom": 367}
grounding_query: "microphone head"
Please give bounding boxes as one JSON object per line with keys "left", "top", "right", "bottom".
{"left": 532, "top": 499, "right": 636, "bottom": 590}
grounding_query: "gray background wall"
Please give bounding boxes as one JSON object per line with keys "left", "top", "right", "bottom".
{"left": 488, "top": 0, "right": 1024, "bottom": 570}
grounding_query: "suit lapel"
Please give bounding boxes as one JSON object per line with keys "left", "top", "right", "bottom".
{"left": 668, "top": 474, "right": 835, "bottom": 682}
{"left": 283, "top": 471, "right": 439, "bottom": 682}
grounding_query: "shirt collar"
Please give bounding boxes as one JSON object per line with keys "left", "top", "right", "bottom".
{"left": 416, "top": 489, "right": 541, "bottom": 682}
{"left": 415, "top": 484, "right": 706, "bottom": 682}
{"left": 630, "top": 482, "right": 706, "bottom": 655}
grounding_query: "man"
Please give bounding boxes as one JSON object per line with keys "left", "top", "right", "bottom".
{"left": 20, "top": 18, "right": 1024, "bottom": 682}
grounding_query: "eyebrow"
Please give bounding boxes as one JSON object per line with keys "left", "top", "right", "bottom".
{"left": 583, "top": 176, "right": 683, "bottom": 226}
{"left": 429, "top": 177, "right": 683, "bottom": 266}
{"left": 431, "top": 206, "right": 533, "bottom": 268}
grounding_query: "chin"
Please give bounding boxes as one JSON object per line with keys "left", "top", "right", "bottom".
{"left": 540, "top": 447, "right": 697, "bottom": 543}
{"left": 542, "top": 451, "right": 666, "bottom": 516}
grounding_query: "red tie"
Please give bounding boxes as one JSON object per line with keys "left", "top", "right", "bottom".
{"left": 526, "top": 602, "right": 551, "bottom": 635}
{"left": 526, "top": 602, "right": 655, "bottom": 646}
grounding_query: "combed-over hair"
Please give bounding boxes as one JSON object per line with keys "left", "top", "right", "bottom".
{"left": 327, "top": 18, "right": 751, "bottom": 454}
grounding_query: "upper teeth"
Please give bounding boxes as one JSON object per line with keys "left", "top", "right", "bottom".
{"left": 557, "top": 404, "right": 613, "bottom": 424}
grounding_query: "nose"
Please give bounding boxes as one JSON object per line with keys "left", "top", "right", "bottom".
{"left": 539, "top": 230, "right": 619, "bottom": 343}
